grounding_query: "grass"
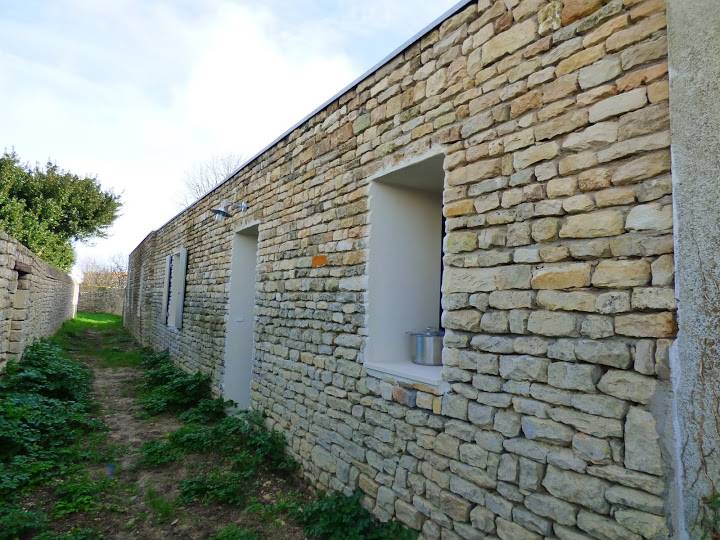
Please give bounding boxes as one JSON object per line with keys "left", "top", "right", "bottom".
{"left": 0, "top": 312, "right": 418, "bottom": 540}
{"left": 52, "top": 312, "right": 141, "bottom": 368}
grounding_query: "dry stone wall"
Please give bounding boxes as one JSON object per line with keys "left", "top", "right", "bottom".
{"left": 126, "top": 0, "right": 678, "bottom": 537}
{"left": 78, "top": 285, "right": 125, "bottom": 316}
{"left": 0, "top": 230, "right": 77, "bottom": 369}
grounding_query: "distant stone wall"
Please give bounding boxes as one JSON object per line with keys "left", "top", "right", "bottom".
{"left": 0, "top": 230, "right": 77, "bottom": 369}
{"left": 78, "top": 285, "right": 125, "bottom": 316}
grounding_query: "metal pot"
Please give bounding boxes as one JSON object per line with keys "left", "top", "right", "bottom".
{"left": 407, "top": 328, "right": 444, "bottom": 366}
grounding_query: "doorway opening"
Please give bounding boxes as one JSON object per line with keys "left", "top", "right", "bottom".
{"left": 223, "top": 224, "right": 259, "bottom": 409}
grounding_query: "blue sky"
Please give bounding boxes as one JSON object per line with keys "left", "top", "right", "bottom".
{"left": 0, "top": 0, "right": 460, "bottom": 274}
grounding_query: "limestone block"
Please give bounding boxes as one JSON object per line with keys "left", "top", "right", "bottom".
{"left": 482, "top": 18, "right": 538, "bottom": 65}
{"left": 548, "top": 361, "right": 602, "bottom": 392}
{"left": 651, "top": 254, "right": 674, "bottom": 286}
{"left": 624, "top": 407, "right": 664, "bottom": 476}
{"left": 597, "top": 131, "right": 670, "bottom": 163}
{"left": 521, "top": 416, "right": 574, "bottom": 444}
{"left": 448, "top": 158, "right": 503, "bottom": 186}
{"left": 531, "top": 218, "right": 559, "bottom": 242}
{"left": 563, "top": 121, "right": 618, "bottom": 151}
{"left": 535, "top": 110, "right": 589, "bottom": 142}
{"left": 527, "top": 311, "right": 577, "bottom": 336}
{"left": 625, "top": 203, "right": 672, "bottom": 231}
{"left": 524, "top": 493, "right": 577, "bottom": 527}
{"left": 531, "top": 263, "right": 592, "bottom": 290}
{"left": 496, "top": 517, "right": 541, "bottom": 540}
{"left": 537, "top": 290, "right": 596, "bottom": 312}
{"left": 395, "top": 499, "right": 424, "bottom": 530}
{"left": 548, "top": 407, "right": 623, "bottom": 438}
{"left": 597, "top": 370, "right": 657, "bottom": 403}
{"left": 445, "top": 232, "right": 477, "bottom": 253}
{"left": 591, "top": 259, "right": 650, "bottom": 288}
{"left": 631, "top": 287, "right": 675, "bottom": 310}
{"left": 514, "top": 142, "right": 560, "bottom": 170}
{"left": 605, "top": 486, "right": 664, "bottom": 514}
{"left": 612, "top": 150, "right": 671, "bottom": 185}
{"left": 499, "top": 355, "right": 550, "bottom": 382}
{"left": 572, "top": 433, "right": 611, "bottom": 464}
{"left": 615, "top": 312, "right": 675, "bottom": 338}
{"left": 574, "top": 339, "right": 631, "bottom": 368}
{"left": 615, "top": 508, "right": 669, "bottom": 539}
{"left": 542, "top": 465, "right": 609, "bottom": 514}
{"left": 571, "top": 393, "right": 628, "bottom": 419}
{"left": 559, "top": 209, "right": 624, "bottom": 239}
{"left": 578, "top": 57, "right": 622, "bottom": 90}
{"left": 588, "top": 88, "right": 647, "bottom": 123}
{"left": 577, "top": 511, "right": 642, "bottom": 540}
{"left": 443, "top": 265, "right": 531, "bottom": 293}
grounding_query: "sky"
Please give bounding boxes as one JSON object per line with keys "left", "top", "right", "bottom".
{"left": 0, "top": 0, "right": 461, "bottom": 278}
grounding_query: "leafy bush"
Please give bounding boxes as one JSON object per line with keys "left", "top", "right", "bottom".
{"left": 0, "top": 341, "right": 92, "bottom": 402}
{"left": 0, "top": 505, "right": 47, "bottom": 540}
{"left": 293, "top": 491, "right": 417, "bottom": 540}
{"left": 701, "top": 491, "right": 720, "bottom": 540}
{"left": 180, "top": 471, "right": 252, "bottom": 506}
{"left": 210, "top": 524, "right": 262, "bottom": 540}
{"left": 34, "top": 528, "right": 103, "bottom": 540}
{"left": 0, "top": 341, "right": 101, "bottom": 499}
{"left": 179, "top": 397, "right": 233, "bottom": 424}
{"left": 52, "top": 475, "right": 113, "bottom": 518}
{"left": 139, "top": 412, "right": 296, "bottom": 475}
{"left": 138, "top": 351, "right": 212, "bottom": 415}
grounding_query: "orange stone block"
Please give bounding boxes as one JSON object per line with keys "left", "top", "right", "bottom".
{"left": 561, "top": 0, "right": 604, "bottom": 25}
{"left": 311, "top": 255, "right": 328, "bottom": 268}
{"left": 616, "top": 62, "right": 668, "bottom": 92}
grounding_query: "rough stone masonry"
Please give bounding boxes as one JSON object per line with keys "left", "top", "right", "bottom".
{"left": 0, "top": 231, "right": 77, "bottom": 369}
{"left": 124, "top": 0, "right": 717, "bottom": 538}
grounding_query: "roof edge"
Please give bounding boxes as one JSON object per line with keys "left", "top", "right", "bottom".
{"left": 149, "top": 0, "right": 475, "bottom": 236}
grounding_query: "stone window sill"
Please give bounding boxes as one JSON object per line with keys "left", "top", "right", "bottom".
{"left": 364, "top": 360, "right": 449, "bottom": 392}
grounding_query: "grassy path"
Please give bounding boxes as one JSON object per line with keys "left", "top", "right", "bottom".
{"left": 2, "top": 312, "right": 416, "bottom": 540}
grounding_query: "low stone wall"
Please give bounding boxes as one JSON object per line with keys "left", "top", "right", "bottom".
{"left": 0, "top": 231, "right": 78, "bottom": 369}
{"left": 78, "top": 285, "right": 125, "bottom": 316}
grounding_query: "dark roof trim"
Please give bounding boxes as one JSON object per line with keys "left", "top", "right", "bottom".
{"left": 155, "top": 0, "right": 475, "bottom": 233}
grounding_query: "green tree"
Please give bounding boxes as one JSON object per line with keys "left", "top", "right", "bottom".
{"left": 0, "top": 152, "right": 121, "bottom": 271}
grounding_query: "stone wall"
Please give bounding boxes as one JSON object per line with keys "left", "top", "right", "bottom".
{"left": 126, "top": 1, "right": 680, "bottom": 538}
{"left": 78, "top": 285, "right": 125, "bottom": 316}
{"left": 0, "top": 230, "right": 77, "bottom": 369}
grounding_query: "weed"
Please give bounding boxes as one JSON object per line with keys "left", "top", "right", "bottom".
{"left": 210, "top": 524, "right": 263, "bottom": 540}
{"left": 0, "top": 341, "right": 102, "bottom": 499}
{"left": 0, "top": 505, "right": 47, "bottom": 540}
{"left": 138, "top": 439, "right": 184, "bottom": 467}
{"left": 138, "top": 351, "right": 212, "bottom": 415}
{"left": 34, "top": 527, "right": 103, "bottom": 540}
{"left": 52, "top": 475, "right": 113, "bottom": 518}
{"left": 701, "top": 491, "right": 720, "bottom": 540}
{"left": 144, "top": 487, "right": 177, "bottom": 523}
{"left": 179, "top": 397, "right": 233, "bottom": 424}
{"left": 179, "top": 470, "right": 251, "bottom": 506}
{"left": 293, "top": 491, "right": 418, "bottom": 540}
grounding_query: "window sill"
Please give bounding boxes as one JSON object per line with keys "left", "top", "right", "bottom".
{"left": 364, "top": 360, "right": 449, "bottom": 392}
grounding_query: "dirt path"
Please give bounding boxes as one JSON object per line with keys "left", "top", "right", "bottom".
{"left": 54, "top": 323, "right": 308, "bottom": 540}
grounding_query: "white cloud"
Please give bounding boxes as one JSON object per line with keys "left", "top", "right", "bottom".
{"left": 0, "top": 0, "right": 459, "bottom": 273}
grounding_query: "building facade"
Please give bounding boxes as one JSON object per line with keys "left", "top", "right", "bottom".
{"left": 125, "top": 1, "right": 720, "bottom": 538}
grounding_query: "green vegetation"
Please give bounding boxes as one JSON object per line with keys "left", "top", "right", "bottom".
{"left": 0, "top": 152, "right": 121, "bottom": 270}
{"left": 144, "top": 487, "right": 177, "bottom": 524}
{"left": 52, "top": 312, "right": 140, "bottom": 368}
{"left": 210, "top": 524, "right": 263, "bottom": 540}
{"left": 292, "top": 491, "right": 417, "bottom": 540}
{"left": 0, "top": 312, "right": 418, "bottom": 539}
{"left": 0, "top": 340, "right": 107, "bottom": 539}
{"left": 701, "top": 491, "right": 720, "bottom": 539}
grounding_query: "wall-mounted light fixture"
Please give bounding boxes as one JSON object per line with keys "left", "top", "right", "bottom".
{"left": 212, "top": 200, "right": 250, "bottom": 220}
